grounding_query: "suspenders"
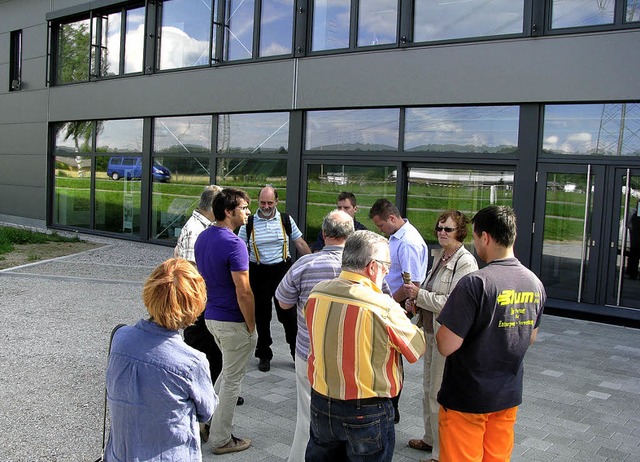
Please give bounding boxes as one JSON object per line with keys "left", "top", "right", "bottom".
{"left": 249, "top": 213, "right": 291, "bottom": 264}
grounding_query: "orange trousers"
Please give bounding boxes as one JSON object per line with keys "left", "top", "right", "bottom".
{"left": 438, "top": 405, "right": 518, "bottom": 462}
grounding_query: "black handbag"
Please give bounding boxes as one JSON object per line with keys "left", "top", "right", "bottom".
{"left": 94, "top": 324, "right": 126, "bottom": 462}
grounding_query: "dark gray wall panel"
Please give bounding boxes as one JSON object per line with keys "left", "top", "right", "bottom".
{"left": 0, "top": 63, "right": 8, "bottom": 92}
{"left": 0, "top": 91, "right": 48, "bottom": 123}
{"left": 0, "top": 184, "right": 45, "bottom": 219}
{"left": 0, "top": 32, "right": 8, "bottom": 64}
{"left": 48, "top": 61, "right": 297, "bottom": 121}
{"left": 296, "top": 30, "right": 639, "bottom": 108}
{"left": 0, "top": 153, "right": 46, "bottom": 188}
{"left": 21, "top": 57, "right": 47, "bottom": 91}
{"left": 0, "top": 122, "right": 47, "bottom": 153}
{"left": 0, "top": 0, "right": 50, "bottom": 31}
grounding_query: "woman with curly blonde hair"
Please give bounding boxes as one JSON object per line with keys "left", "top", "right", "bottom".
{"left": 104, "top": 258, "right": 218, "bottom": 462}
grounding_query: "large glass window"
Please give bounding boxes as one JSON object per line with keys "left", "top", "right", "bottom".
{"left": 414, "top": 0, "right": 523, "bottom": 42}
{"left": 96, "top": 119, "right": 144, "bottom": 153}
{"left": 95, "top": 155, "right": 142, "bottom": 234}
{"left": 259, "top": 0, "right": 295, "bottom": 57}
{"left": 217, "top": 113, "right": 290, "bottom": 154}
{"left": 305, "top": 164, "right": 395, "bottom": 245}
{"left": 56, "top": 18, "right": 91, "bottom": 84}
{"left": 225, "top": 0, "right": 255, "bottom": 61}
{"left": 125, "top": 7, "right": 146, "bottom": 73}
{"left": 357, "top": 0, "right": 398, "bottom": 46}
{"left": 151, "top": 156, "right": 212, "bottom": 240}
{"left": 405, "top": 106, "right": 520, "bottom": 154}
{"left": 305, "top": 109, "right": 400, "bottom": 151}
{"left": 216, "top": 159, "right": 288, "bottom": 210}
{"left": 158, "top": 0, "right": 212, "bottom": 70}
{"left": 151, "top": 116, "right": 214, "bottom": 240}
{"left": 312, "top": 0, "right": 350, "bottom": 51}
{"left": 628, "top": 0, "right": 640, "bottom": 22}
{"left": 543, "top": 104, "right": 640, "bottom": 156}
{"left": 53, "top": 122, "right": 95, "bottom": 228}
{"left": 550, "top": 0, "right": 615, "bottom": 29}
{"left": 405, "top": 167, "right": 514, "bottom": 247}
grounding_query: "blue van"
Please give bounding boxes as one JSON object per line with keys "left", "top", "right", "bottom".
{"left": 107, "top": 157, "right": 171, "bottom": 182}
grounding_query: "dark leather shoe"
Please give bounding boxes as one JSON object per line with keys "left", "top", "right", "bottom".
{"left": 236, "top": 396, "right": 244, "bottom": 406}
{"left": 258, "top": 358, "right": 270, "bottom": 372}
{"left": 408, "top": 439, "right": 433, "bottom": 452}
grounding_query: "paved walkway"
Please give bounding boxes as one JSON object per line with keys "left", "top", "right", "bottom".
{"left": 0, "top": 238, "right": 639, "bottom": 461}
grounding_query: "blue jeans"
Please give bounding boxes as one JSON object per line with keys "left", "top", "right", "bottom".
{"left": 305, "top": 390, "right": 395, "bottom": 462}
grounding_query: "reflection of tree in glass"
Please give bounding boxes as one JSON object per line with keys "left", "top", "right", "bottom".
{"left": 57, "top": 20, "right": 90, "bottom": 83}
{"left": 63, "top": 121, "right": 93, "bottom": 152}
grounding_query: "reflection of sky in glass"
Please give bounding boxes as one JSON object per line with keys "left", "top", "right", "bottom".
{"left": 628, "top": 0, "right": 640, "bottom": 22}
{"left": 97, "top": 119, "right": 144, "bottom": 152}
{"left": 159, "top": 0, "right": 212, "bottom": 69}
{"left": 103, "top": 12, "right": 121, "bottom": 75}
{"left": 218, "top": 113, "right": 290, "bottom": 152}
{"left": 312, "top": 0, "right": 350, "bottom": 51}
{"left": 260, "top": 0, "right": 294, "bottom": 57}
{"left": 226, "top": 0, "right": 255, "bottom": 61}
{"left": 306, "top": 109, "right": 400, "bottom": 151}
{"left": 404, "top": 106, "right": 519, "bottom": 152}
{"left": 357, "top": 0, "right": 397, "bottom": 46}
{"left": 551, "top": 0, "right": 614, "bottom": 29}
{"left": 154, "top": 116, "right": 212, "bottom": 153}
{"left": 543, "top": 104, "right": 640, "bottom": 156}
{"left": 414, "top": 0, "right": 523, "bottom": 42}
{"left": 125, "top": 7, "right": 145, "bottom": 73}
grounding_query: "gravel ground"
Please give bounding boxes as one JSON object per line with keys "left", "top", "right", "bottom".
{"left": 0, "top": 239, "right": 171, "bottom": 461}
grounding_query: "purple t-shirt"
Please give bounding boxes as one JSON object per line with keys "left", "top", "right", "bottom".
{"left": 195, "top": 226, "right": 249, "bottom": 323}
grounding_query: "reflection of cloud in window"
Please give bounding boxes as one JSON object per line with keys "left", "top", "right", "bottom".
{"left": 414, "top": 0, "right": 523, "bottom": 41}
{"left": 404, "top": 107, "right": 518, "bottom": 149}
{"left": 155, "top": 117, "right": 212, "bottom": 152}
{"left": 544, "top": 132, "right": 593, "bottom": 154}
{"left": 358, "top": 0, "right": 397, "bottom": 44}
{"left": 160, "top": 26, "right": 210, "bottom": 69}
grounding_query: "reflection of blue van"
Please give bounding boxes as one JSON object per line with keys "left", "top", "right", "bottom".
{"left": 107, "top": 157, "right": 171, "bottom": 182}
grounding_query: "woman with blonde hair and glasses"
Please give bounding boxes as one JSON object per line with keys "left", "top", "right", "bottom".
{"left": 403, "top": 210, "right": 478, "bottom": 462}
{"left": 104, "top": 258, "right": 218, "bottom": 462}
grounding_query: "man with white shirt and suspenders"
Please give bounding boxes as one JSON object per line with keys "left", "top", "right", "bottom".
{"left": 238, "top": 185, "right": 312, "bottom": 372}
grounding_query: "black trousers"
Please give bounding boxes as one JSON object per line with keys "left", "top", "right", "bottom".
{"left": 250, "top": 260, "right": 297, "bottom": 360}
{"left": 183, "top": 313, "right": 223, "bottom": 383}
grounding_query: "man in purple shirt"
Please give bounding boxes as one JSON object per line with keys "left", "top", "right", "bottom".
{"left": 195, "top": 187, "right": 256, "bottom": 455}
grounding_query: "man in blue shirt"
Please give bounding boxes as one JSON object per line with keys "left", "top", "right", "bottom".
{"left": 195, "top": 187, "right": 256, "bottom": 455}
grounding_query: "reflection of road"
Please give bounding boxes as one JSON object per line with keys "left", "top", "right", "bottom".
{"left": 543, "top": 241, "right": 584, "bottom": 259}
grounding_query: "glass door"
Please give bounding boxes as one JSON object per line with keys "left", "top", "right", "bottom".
{"left": 531, "top": 165, "right": 605, "bottom": 304}
{"left": 606, "top": 169, "right": 640, "bottom": 309}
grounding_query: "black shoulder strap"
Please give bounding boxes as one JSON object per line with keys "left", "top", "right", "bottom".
{"left": 98, "top": 323, "right": 126, "bottom": 461}
{"left": 280, "top": 212, "right": 292, "bottom": 237}
{"left": 246, "top": 215, "right": 254, "bottom": 241}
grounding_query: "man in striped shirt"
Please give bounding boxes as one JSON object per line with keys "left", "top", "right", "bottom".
{"left": 304, "top": 230, "right": 427, "bottom": 461}
{"left": 276, "top": 209, "right": 354, "bottom": 462}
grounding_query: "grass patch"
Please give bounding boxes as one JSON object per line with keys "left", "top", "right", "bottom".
{"left": 0, "top": 227, "right": 81, "bottom": 256}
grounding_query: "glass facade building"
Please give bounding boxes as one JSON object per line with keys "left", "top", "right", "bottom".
{"left": 0, "top": 0, "right": 639, "bottom": 324}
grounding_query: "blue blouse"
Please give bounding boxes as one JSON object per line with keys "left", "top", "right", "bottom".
{"left": 104, "top": 319, "right": 217, "bottom": 461}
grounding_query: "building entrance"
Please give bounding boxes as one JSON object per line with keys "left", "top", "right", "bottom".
{"left": 532, "top": 165, "right": 640, "bottom": 311}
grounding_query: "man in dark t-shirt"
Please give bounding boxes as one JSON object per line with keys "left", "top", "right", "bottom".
{"left": 436, "top": 206, "right": 545, "bottom": 462}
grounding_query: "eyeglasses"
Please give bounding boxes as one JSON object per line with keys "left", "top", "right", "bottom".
{"left": 436, "top": 226, "right": 457, "bottom": 233}
{"left": 372, "top": 259, "right": 391, "bottom": 272}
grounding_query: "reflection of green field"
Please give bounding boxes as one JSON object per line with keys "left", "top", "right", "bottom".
{"left": 54, "top": 177, "right": 586, "bottom": 243}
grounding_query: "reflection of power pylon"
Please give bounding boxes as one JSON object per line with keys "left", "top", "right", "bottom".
{"left": 596, "top": 103, "right": 640, "bottom": 156}
{"left": 220, "top": 114, "right": 230, "bottom": 178}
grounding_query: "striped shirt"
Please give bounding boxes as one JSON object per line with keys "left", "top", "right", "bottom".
{"left": 305, "top": 271, "right": 426, "bottom": 400}
{"left": 238, "top": 210, "right": 303, "bottom": 264}
{"left": 275, "top": 245, "right": 344, "bottom": 360}
{"left": 174, "top": 210, "right": 212, "bottom": 263}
